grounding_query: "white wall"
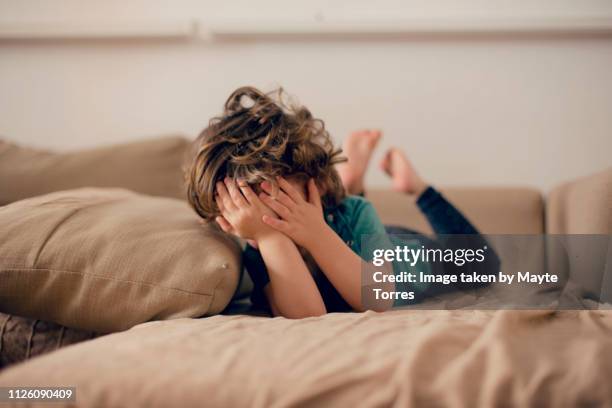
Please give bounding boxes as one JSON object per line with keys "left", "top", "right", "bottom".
{"left": 1, "top": 0, "right": 611, "bottom": 191}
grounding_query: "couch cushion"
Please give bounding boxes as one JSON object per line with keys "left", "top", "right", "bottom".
{"left": 0, "top": 136, "right": 190, "bottom": 205}
{"left": 0, "top": 188, "right": 241, "bottom": 333}
{"left": 546, "top": 169, "right": 612, "bottom": 304}
{"left": 546, "top": 168, "right": 612, "bottom": 234}
{"left": 368, "top": 187, "right": 544, "bottom": 234}
{"left": 1, "top": 311, "right": 611, "bottom": 407}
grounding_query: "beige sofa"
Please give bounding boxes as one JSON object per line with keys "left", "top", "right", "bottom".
{"left": 0, "top": 137, "right": 610, "bottom": 407}
{"left": 3, "top": 136, "right": 609, "bottom": 235}
{"left": 370, "top": 167, "right": 610, "bottom": 236}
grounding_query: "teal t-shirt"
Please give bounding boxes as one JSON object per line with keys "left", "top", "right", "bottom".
{"left": 323, "top": 195, "right": 387, "bottom": 256}
{"left": 325, "top": 195, "right": 431, "bottom": 294}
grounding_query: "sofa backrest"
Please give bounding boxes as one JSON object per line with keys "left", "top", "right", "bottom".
{"left": 0, "top": 136, "right": 190, "bottom": 206}
{"left": 368, "top": 187, "right": 544, "bottom": 235}
{"left": 546, "top": 168, "right": 612, "bottom": 234}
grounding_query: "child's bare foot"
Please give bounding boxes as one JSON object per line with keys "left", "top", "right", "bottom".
{"left": 379, "top": 148, "right": 428, "bottom": 196}
{"left": 337, "top": 129, "right": 382, "bottom": 195}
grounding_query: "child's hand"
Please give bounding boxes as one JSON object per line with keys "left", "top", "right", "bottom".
{"left": 259, "top": 177, "right": 329, "bottom": 250}
{"left": 215, "top": 177, "right": 278, "bottom": 242}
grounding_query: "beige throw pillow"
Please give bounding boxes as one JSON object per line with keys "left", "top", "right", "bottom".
{"left": 0, "top": 188, "right": 241, "bottom": 333}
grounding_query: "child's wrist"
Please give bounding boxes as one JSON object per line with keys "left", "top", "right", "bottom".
{"left": 256, "top": 229, "right": 288, "bottom": 245}
{"left": 303, "top": 223, "right": 334, "bottom": 253}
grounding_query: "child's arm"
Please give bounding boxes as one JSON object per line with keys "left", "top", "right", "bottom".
{"left": 215, "top": 178, "right": 326, "bottom": 318}
{"left": 260, "top": 177, "right": 391, "bottom": 312}
{"left": 257, "top": 233, "right": 326, "bottom": 318}
{"left": 302, "top": 224, "right": 364, "bottom": 311}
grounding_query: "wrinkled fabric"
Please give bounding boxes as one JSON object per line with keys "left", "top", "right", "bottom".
{"left": 1, "top": 309, "right": 611, "bottom": 407}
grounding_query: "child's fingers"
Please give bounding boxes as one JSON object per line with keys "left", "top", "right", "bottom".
{"left": 238, "top": 182, "right": 258, "bottom": 205}
{"left": 224, "top": 177, "right": 248, "bottom": 208}
{"left": 259, "top": 193, "right": 291, "bottom": 218}
{"left": 215, "top": 197, "right": 234, "bottom": 229}
{"left": 262, "top": 215, "right": 289, "bottom": 232}
{"left": 260, "top": 180, "right": 276, "bottom": 194}
{"left": 216, "top": 182, "right": 237, "bottom": 212}
{"left": 307, "top": 178, "right": 322, "bottom": 209}
{"left": 260, "top": 181, "right": 295, "bottom": 209}
{"left": 215, "top": 194, "right": 225, "bottom": 212}
{"left": 277, "top": 177, "right": 304, "bottom": 203}
{"left": 215, "top": 216, "right": 233, "bottom": 233}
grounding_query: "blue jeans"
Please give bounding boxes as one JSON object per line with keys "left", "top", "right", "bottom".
{"left": 383, "top": 187, "right": 501, "bottom": 295}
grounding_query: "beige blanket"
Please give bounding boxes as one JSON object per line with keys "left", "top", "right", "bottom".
{"left": 1, "top": 309, "right": 611, "bottom": 407}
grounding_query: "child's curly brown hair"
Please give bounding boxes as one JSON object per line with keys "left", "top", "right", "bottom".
{"left": 185, "top": 86, "right": 346, "bottom": 221}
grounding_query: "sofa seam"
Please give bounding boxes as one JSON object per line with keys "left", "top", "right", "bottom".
{"left": 208, "top": 270, "right": 231, "bottom": 312}
{"left": 0, "top": 267, "right": 215, "bottom": 298}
